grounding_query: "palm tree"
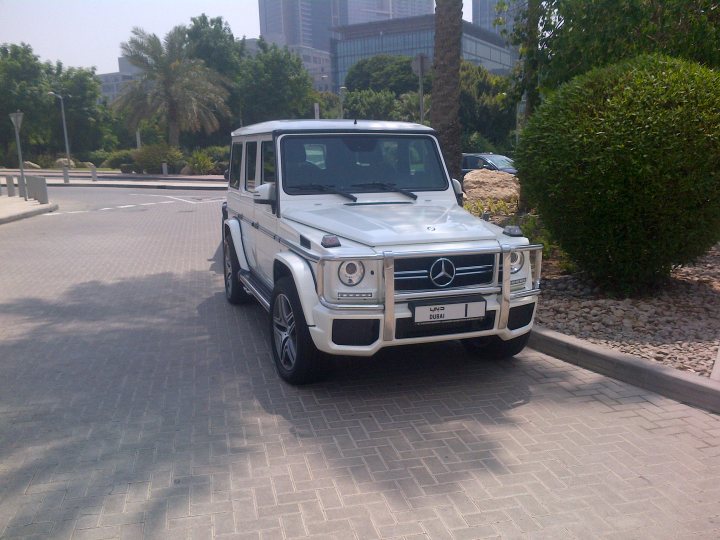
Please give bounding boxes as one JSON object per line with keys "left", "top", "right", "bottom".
{"left": 115, "top": 26, "right": 230, "bottom": 147}
{"left": 432, "top": 0, "right": 463, "bottom": 180}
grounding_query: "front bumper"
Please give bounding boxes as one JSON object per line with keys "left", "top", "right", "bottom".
{"left": 309, "top": 245, "right": 543, "bottom": 356}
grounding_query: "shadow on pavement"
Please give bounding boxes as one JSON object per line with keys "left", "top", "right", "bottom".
{"left": 0, "top": 265, "right": 577, "bottom": 536}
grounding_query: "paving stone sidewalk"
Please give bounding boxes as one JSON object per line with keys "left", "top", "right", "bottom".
{"left": 0, "top": 194, "right": 719, "bottom": 539}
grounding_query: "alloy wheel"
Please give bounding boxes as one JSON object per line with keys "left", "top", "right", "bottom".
{"left": 272, "top": 293, "right": 297, "bottom": 370}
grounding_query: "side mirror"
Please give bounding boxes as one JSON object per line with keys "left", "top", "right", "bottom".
{"left": 223, "top": 169, "right": 229, "bottom": 180}
{"left": 254, "top": 182, "right": 276, "bottom": 205}
{"left": 451, "top": 178, "right": 464, "bottom": 207}
{"left": 451, "top": 178, "right": 463, "bottom": 195}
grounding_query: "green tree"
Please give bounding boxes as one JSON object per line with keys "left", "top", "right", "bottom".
{"left": 459, "top": 62, "right": 514, "bottom": 149}
{"left": 236, "top": 40, "right": 313, "bottom": 125}
{"left": 314, "top": 91, "right": 341, "bottom": 119}
{"left": 343, "top": 89, "right": 396, "bottom": 120}
{"left": 345, "top": 55, "right": 430, "bottom": 96}
{"left": 0, "top": 43, "right": 113, "bottom": 165}
{"left": 115, "top": 26, "right": 230, "bottom": 147}
{"left": 543, "top": 0, "right": 720, "bottom": 87}
{"left": 186, "top": 14, "right": 244, "bottom": 77}
{"left": 183, "top": 14, "right": 244, "bottom": 146}
{"left": 432, "top": 0, "right": 463, "bottom": 180}
{"left": 45, "top": 62, "right": 108, "bottom": 159}
{"left": 499, "top": 0, "right": 720, "bottom": 119}
{"left": 0, "top": 43, "right": 50, "bottom": 164}
{"left": 391, "top": 92, "right": 431, "bottom": 124}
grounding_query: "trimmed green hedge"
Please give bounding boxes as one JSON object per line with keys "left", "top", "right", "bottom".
{"left": 516, "top": 54, "right": 720, "bottom": 295}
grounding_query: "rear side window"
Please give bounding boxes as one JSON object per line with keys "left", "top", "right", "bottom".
{"left": 229, "top": 142, "right": 242, "bottom": 189}
{"left": 245, "top": 141, "right": 257, "bottom": 191}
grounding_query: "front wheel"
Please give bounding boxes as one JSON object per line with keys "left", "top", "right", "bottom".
{"left": 461, "top": 332, "right": 530, "bottom": 359}
{"left": 270, "top": 277, "right": 322, "bottom": 385}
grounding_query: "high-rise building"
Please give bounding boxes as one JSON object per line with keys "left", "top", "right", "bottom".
{"left": 472, "top": 0, "right": 512, "bottom": 36}
{"left": 332, "top": 14, "right": 517, "bottom": 89}
{"left": 259, "top": 0, "right": 334, "bottom": 51}
{"left": 335, "top": 0, "right": 435, "bottom": 26}
{"left": 259, "top": 0, "right": 434, "bottom": 52}
{"left": 259, "top": 0, "right": 435, "bottom": 90}
{"left": 97, "top": 57, "right": 142, "bottom": 103}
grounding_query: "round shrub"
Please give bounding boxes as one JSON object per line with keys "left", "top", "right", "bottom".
{"left": 516, "top": 54, "right": 720, "bottom": 295}
{"left": 187, "top": 149, "right": 214, "bottom": 175}
{"left": 101, "top": 149, "right": 135, "bottom": 169}
{"left": 132, "top": 144, "right": 183, "bottom": 174}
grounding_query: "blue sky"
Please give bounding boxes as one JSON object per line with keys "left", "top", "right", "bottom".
{"left": 1, "top": 0, "right": 474, "bottom": 74}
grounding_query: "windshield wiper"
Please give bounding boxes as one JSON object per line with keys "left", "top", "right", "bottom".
{"left": 286, "top": 183, "right": 357, "bottom": 202}
{"left": 351, "top": 182, "right": 418, "bottom": 200}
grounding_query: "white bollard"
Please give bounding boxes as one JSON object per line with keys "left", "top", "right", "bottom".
{"left": 162, "top": 162, "right": 168, "bottom": 176}
{"left": 90, "top": 164, "right": 98, "bottom": 182}
{"left": 26, "top": 176, "right": 49, "bottom": 204}
{"left": 63, "top": 165, "right": 70, "bottom": 184}
{"left": 17, "top": 174, "right": 27, "bottom": 200}
{"left": 6, "top": 176, "right": 16, "bottom": 197}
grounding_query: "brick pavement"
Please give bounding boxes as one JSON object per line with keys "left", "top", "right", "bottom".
{"left": 0, "top": 190, "right": 719, "bottom": 539}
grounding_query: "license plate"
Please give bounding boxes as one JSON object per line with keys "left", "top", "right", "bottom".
{"left": 414, "top": 301, "right": 486, "bottom": 324}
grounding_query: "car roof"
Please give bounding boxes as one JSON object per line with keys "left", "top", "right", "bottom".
{"left": 463, "top": 153, "right": 505, "bottom": 158}
{"left": 231, "top": 119, "right": 435, "bottom": 137}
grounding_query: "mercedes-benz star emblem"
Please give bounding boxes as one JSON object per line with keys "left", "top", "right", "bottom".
{"left": 429, "top": 258, "right": 456, "bottom": 287}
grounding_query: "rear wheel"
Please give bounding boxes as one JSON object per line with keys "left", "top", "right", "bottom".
{"left": 461, "top": 332, "right": 530, "bottom": 359}
{"left": 270, "top": 277, "right": 322, "bottom": 385}
{"left": 223, "top": 232, "right": 251, "bottom": 305}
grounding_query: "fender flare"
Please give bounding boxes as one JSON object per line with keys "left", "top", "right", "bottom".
{"left": 274, "top": 251, "right": 319, "bottom": 326}
{"left": 223, "top": 218, "right": 250, "bottom": 271}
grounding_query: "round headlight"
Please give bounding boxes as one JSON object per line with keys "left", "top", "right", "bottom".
{"left": 510, "top": 251, "right": 525, "bottom": 274}
{"left": 338, "top": 260, "right": 365, "bottom": 286}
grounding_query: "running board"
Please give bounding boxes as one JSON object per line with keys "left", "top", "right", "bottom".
{"left": 238, "top": 270, "right": 272, "bottom": 311}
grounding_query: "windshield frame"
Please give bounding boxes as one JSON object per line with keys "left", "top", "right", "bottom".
{"left": 278, "top": 132, "right": 450, "bottom": 197}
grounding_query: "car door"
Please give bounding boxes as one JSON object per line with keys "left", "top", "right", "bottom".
{"left": 252, "top": 138, "right": 279, "bottom": 287}
{"left": 227, "top": 139, "right": 258, "bottom": 271}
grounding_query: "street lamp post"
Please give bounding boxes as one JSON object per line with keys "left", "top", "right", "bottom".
{"left": 48, "top": 91, "right": 71, "bottom": 165}
{"left": 9, "top": 111, "right": 27, "bottom": 201}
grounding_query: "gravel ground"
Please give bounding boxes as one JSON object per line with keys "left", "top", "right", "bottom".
{"left": 536, "top": 244, "right": 720, "bottom": 377}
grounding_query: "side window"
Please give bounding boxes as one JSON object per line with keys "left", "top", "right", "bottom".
{"left": 261, "top": 141, "right": 276, "bottom": 184}
{"left": 229, "top": 142, "right": 242, "bottom": 189}
{"left": 245, "top": 141, "right": 258, "bottom": 191}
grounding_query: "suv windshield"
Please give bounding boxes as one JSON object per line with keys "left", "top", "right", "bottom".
{"left": 281, "top": 134, "right": 448, "bottom": 196}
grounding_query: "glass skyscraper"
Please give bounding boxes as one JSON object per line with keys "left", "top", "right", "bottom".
{"left": 331, "top": 14, "right": 517, "bottom": 89}
{"left": 259, "top": 0, "right": 434, "bottom": 52}
{"left": 471, "top": 0, "right": 513, "bottom": 36}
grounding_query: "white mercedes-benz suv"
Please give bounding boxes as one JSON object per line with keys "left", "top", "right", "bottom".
{"left": 222, "top": 120, "right": 542, "bottom": 384}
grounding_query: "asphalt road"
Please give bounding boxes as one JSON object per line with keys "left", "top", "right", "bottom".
{"left": 0, "top": 187, "right": 719, "bottom": 539}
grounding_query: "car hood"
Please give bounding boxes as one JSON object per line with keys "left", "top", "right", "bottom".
{"left": 283, "top": 203, "right": 501, "bottom": 247}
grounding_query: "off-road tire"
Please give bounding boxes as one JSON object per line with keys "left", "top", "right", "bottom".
{"left": 270, "top": 277, "right": 322, "bottom": 385}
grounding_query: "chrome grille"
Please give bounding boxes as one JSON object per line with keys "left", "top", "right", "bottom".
{"left": 394, "top": 253, "right": 496, "bottom": 291}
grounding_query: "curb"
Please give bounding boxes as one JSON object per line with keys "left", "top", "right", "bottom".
{"left": 529, "top": 326, "right": 720, "bottom": 414}
{"left": 45, "top": 182, "right": 226, "bottom": 191}
{"left": 0, "top": 203, "right": 59, "bottom": 225}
